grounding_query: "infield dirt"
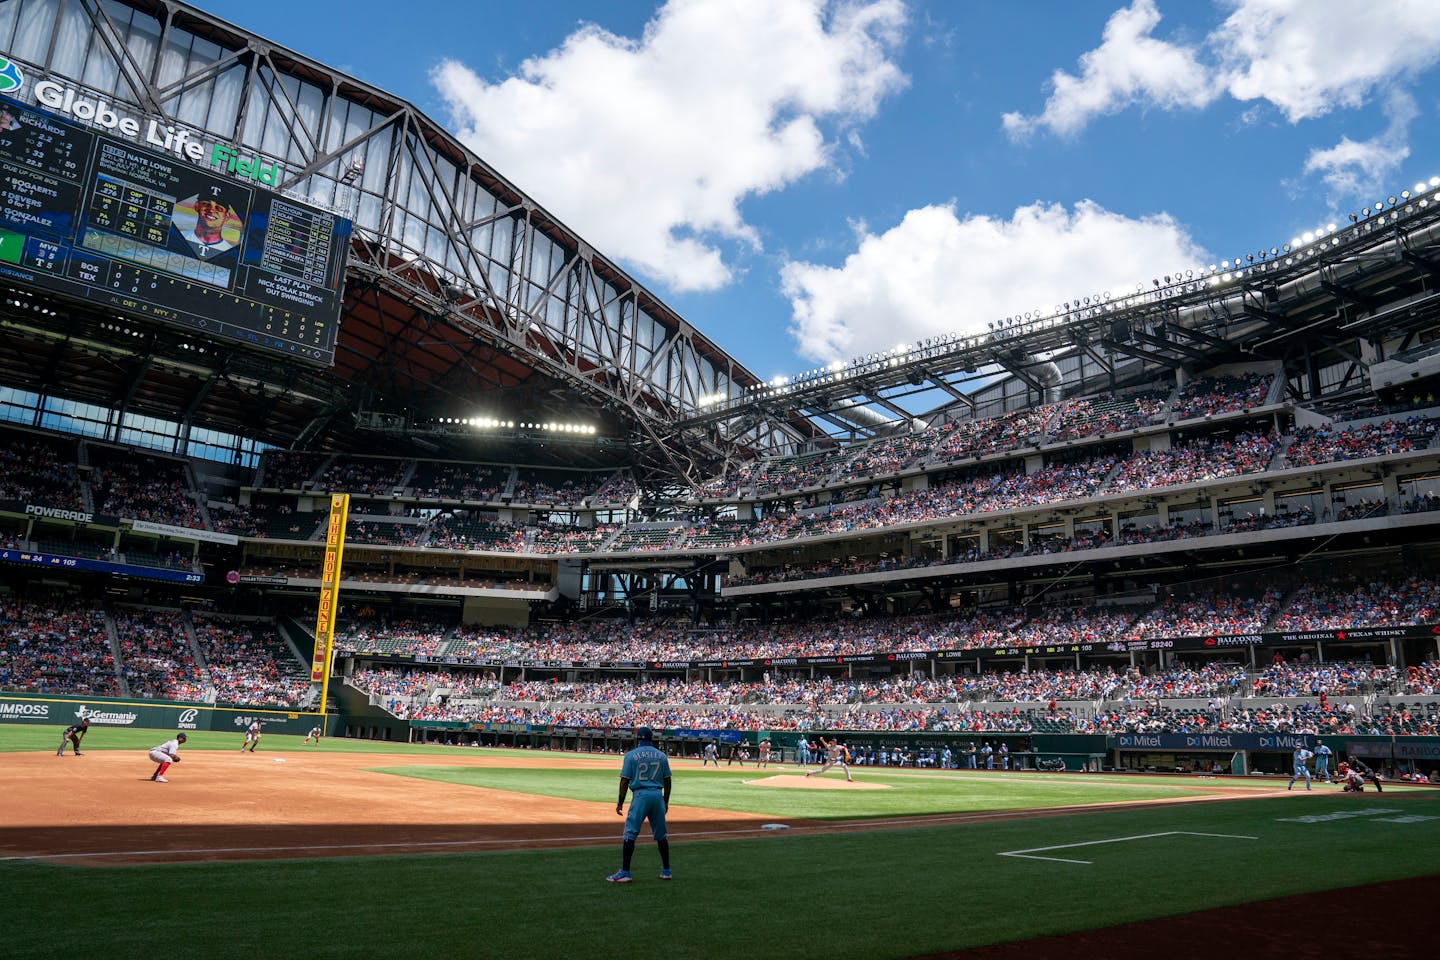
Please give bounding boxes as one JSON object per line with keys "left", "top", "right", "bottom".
{"left": 6, "top": 748, "right": 1285, "bottom": 866}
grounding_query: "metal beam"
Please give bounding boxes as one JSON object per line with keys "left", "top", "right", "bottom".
{"left": 1097, "top": 338, "right": 1182, "bottom": 369}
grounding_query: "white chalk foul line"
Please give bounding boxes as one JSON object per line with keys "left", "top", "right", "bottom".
{"left": 998, "top": 830, "right": 1258, "bottom": 865}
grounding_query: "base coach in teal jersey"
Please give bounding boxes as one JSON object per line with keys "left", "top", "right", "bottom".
{"left": 607, "top": 727, "right": 673, "bottom": 883}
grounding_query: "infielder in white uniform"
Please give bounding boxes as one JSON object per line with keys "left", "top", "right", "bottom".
{"left": 804, "top": 736, "right": 854, "bottom": 782}
{"left": 242, "top": 720, "right": 262, "bottom": 752}
{"left": 147, "top": 733, "right": 186, "bottom": 782}
{"left": 304, "top": 725, "right": 323, "bottom": 745}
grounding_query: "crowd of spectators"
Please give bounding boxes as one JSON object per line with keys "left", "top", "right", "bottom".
{"left": 1043, "top": 392, "right": 1168, "bottom": 442}
{"left": 345, "top": 517, "right": 425, "bottom": 547}
{"left": 1107, "top": 433, "right": 1277, "bottom": 493}
{"left": 688, "top": 378, "right": 1274, "bottom": 502}
{"left": 527, "top": 522, "right": 618, "bottom": 554}
{"left": 191, "top": 612, "right": 310, "bottom": 707}
{"left": 332, "top": 615, "right": 451, "bottom": 656}
{"left": 511, "top": 468, "right": 605, "bottom": 506}
{"left": 354, "top": 656, "right": 1439, "bottom": 736}
{"left": 1171, "top": 373, "right": 1273, "bottom": 420}
{"left": 313, "top": 456, "right": 409, "bottom": 496}
{"left": 1126, "top": 589, "right": 1282, "bottom": 639}
{"left": 0, "top": 432, "right": 82, "bottom": 509}
{"left": 1271, "top": 575, "right": 1440, "bottom": 630}
{"left": 425, "top": 513, "right": 527, "bottom": 551}
{"left": 328, "top": 574, "right": 1440, "bottom": 666}
{"left": 1249, "top": 659, "right": 1397, "bottom": 697}
{"left": 410, "top": 461, "right": 509, "bottom": 503}
{"left": 258, "top": 450, "right": 323, "bottom": 490}
{"left": 0, "top": 595, "right": 116, "bottom": 695}
{"left": 591, "top": 472, "right": 638, "bottom": 505}
{"left": 114, "top": 607, "right": 206, "bottom": 701}
{"left": 1284, "top": 417, "right": 1439, "bottom": 468}
{"left": 91, "top": 449, "right": 203, "bottom": 528}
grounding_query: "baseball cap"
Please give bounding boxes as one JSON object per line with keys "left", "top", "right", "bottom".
{"left": 176, "top": 733, "right": 188, "bottom": 742}
{"left": 635, "top": 726, "right": 654, "bottom": 742}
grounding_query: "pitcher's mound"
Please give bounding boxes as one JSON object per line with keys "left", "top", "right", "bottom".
{"left": 745, "top": 775, "right": 889, "bottom": 790}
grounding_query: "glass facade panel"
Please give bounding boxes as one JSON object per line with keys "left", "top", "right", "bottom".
{"left": 118, "top": 411, "right": 181, "bottom": 452}
{"left": 9, "top": 0, "right": 58, "bottom": 64}
{"left": 40, "top": 396, "right": 111, "bottom": 438}
{"left": 50, "top": 0, "right": 89, "bottom": 79}
{"left": 112, "top": 0, "right": 160, "bottom": 81}
{"left": 0, "top": 0, "right": 19, "bottom": 51}
{"left": 0, "top": 386, "right": 39, "bottom": 426}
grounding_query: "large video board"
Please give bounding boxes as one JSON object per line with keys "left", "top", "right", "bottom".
{"left": 0, "top": 94, "right": 350, "bottom": 365}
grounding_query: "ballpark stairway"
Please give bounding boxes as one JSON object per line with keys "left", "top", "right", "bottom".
{"left": 101, "top": 609, "right": 132, "bottom": 699}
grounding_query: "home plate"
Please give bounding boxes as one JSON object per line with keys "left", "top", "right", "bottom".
{"left": 745, "top": 775, "right": 888, "bottom": 789}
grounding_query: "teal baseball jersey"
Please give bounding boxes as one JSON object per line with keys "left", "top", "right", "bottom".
{"left": 621, "top": 743, "right": 671, "bottom": 790}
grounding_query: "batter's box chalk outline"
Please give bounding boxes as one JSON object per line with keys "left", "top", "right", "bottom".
{"left": 997, "top": 831, "right": 1258, "bottom": 865}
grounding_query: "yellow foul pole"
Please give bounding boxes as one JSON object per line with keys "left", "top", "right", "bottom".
{"left": 311, "top": 493, "right": 350, "bottom": 721}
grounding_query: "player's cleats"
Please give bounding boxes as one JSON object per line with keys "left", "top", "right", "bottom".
{"left": 74, "top": 752, "right": 83, "bottom": 756}
{"left": 154, "top": 776, "right": 169, "bottom": 783}
{"left": 660, "top": 869, "right": 672, "bottom": 880}
{"left": 606, "top": 871, "right": 632, "bottom": 883}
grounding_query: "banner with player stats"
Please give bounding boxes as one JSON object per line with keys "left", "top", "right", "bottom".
{"left": 310, "top": 493, "right": 349, "bottom": 684}
{"left": 0, "top": 93, "right": 350, "bottom": 365}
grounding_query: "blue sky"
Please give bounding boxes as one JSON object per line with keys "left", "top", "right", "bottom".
{"left": 200, "top": 0, "right": 1440, "bottom": 384}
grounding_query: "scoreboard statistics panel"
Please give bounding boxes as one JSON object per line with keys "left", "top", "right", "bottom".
{"left": 0, "top": 95, "right": 351, "bottom": 365}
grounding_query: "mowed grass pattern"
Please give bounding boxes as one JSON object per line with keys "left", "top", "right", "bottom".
{"left": 6, "top": 725, "right": 1440, "bottom": 959}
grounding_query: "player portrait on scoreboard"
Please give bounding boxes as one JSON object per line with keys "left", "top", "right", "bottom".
{"left": 172, "top": 189, "right": 244, "bottom": 260}
{"left": 0, "top": 105, "right": 19, "bottom": 131}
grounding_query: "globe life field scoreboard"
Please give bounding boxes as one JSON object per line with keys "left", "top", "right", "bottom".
{"left": 0, "top": 94, "right": 351, "bottom": 365}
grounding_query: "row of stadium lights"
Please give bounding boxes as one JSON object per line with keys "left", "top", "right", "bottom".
{"left": 3, "top": 294, "right": 59, "bottom": 317}
{"left": 436, "top": 416, "right": 597, "bottom": 434}
{"left": 697, "top": 178, "right": 1440, "bottom": 408}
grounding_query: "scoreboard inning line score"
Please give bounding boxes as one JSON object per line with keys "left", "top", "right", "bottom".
{"left": 0, "top": 94, "right": 351, "bottom": 365}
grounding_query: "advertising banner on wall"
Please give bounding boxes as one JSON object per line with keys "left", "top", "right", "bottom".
{"left": 0, "top": 694, "right": 318, "bottom": 734}
{"left": 1116, "top": 732, "right": 1314, "bottom": 752}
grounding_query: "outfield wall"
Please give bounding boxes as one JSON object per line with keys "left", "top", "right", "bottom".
{"left": 0, "top": 694, "right": 326, "bottom": 736}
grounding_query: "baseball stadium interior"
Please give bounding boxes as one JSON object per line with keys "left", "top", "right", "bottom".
{"left": 4, "top": 0, "right": 1440, "bottom": 786}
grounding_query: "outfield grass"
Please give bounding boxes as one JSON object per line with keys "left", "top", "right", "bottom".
{"left": 375, "top": 763, "right": 1212, "bottom": 818}
{"left": 6, "top": 725, "right": 1439, "bottom": 959}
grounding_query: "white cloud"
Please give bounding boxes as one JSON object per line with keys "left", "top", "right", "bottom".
{"left": 431, "top": 0, "right": 908, "bottom": 293}
{"left": 1302, "top": 91, "right": 1417, "bottom": 202}
{"left": 1214, "top": 0, "right": 1440, "bottom": 122}
{"left": 1005, "top": 0, "right": 1440, "bottom": 137}
{"left": 1002, "top": 0, "right": 1215, "bottom": 139}
{"left": 781, "top": 201, "right": 1212, "bottom": 363}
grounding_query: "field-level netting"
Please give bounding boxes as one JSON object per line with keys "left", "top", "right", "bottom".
{"left": 4, "top": 727, "right": 1438, "bottom": 959}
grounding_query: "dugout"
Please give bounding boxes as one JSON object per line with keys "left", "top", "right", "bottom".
{"left": 1110, "top": 732, "right": 1317, "bottom": 775}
